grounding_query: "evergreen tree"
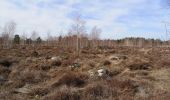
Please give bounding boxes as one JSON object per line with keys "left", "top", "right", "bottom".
{"left": 36, "top": 37, "right": 42, "bottom": 44}
{"left": 13, "top": 34, "right": 20, "bottom": 44}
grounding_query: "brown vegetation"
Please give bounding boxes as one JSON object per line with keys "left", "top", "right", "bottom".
{"left": 0, "top": 46, "right": 170, "bottom": 100}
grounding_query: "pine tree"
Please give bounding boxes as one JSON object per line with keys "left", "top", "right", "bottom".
{"left": 36, "top": 37, "right": 42, "bottom": 44}
{"left": 13, "top": 34, "right": 20, "bottom": 44}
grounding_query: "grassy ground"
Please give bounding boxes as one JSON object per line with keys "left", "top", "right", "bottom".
{"left": 0, "top": 46, "right": 170, "bottom": 100}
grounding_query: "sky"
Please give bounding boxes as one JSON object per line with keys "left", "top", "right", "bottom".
{"left": 0, "top": 0, "right": 170, "bottom": 40}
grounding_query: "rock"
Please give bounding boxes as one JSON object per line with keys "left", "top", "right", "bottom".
{"left": 15, "top": 84, "right": 32, "bottom": 94}
{"left": 50, "top": 56, "right": 62, "bottom": 66}
{"left": 69, "top": 59, "right": 81, "bottom": 70}
{"left": 97, "top": 68, "right": 107, "bottom": 77}
{"left": 69, "top": 63, "right": 81, "bottom": 70}
{"left": 51, "top": 56, "right": 61, "bottom": 61}
{"left": 73, "top": 63, "right": 81, "bottom": 68}
{"left": 97, "top": 68, "right": 114, "bottom": 80}
{"left": 109, "top": 54, "right": 127, "bottom": 61}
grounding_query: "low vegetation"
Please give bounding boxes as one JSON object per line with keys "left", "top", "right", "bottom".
{"left": 0, "top": 46, "right": 170, "bottom": 100}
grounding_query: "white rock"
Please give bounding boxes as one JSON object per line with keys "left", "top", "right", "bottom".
{"left": 51, "top": 57, "right": 58, "bottom": 60}
{"left": 69, "top": 63, "right": 81, "bottom": 70}
{"left": 98, "top": 69, "right": 106, "bottom": 73}
{"left": 97, "top": 69, "right": 107, "bottom": 77}
{"left": 98, "top": 72, "right": 104, "bottom": 77}
{"left": 69, "top": 65, "right": 74, "bottom": 69}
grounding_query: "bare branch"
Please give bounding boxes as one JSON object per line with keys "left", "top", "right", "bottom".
{"left": 3, "top": 21, "right": 16, "bottom": 39}
{"left": 31, "top": 30, "right": 39, "bottom": 41}
{"left": 90, "top": 26, "right": 102, "bottom": 40}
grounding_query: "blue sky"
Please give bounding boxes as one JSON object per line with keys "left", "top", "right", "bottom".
{"left": 0, "top": 0, "right": 170, "bottom": 39}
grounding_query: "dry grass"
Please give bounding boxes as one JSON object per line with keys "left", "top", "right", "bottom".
{"left": 102, "top": 60, "right": 111, "bottom": 66}
{"left": 0, "top": 65, "right": 11, "bottom": 78}
{"left": 127, "top": 63, "right": 152, "bottom": 71}
{"left": 0, "top": 47, "right": 170, "bottom": 100}
{"left": 43, "top": 78, "right": 136, "bottom": 100}
{"left": 9, "top": 69, "right": 49, "bottom": 88}
{"left": 51, "top": 72, "right": 89, "bottom": 88}
{"left": 0, "top": 60, "right": 12, "bottom": 67}
{"left": 43, "top": 86, "right": 81, "bottom": 100}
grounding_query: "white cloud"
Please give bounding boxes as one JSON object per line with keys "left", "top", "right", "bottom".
{"left": 0, "top": 0, "right": 168, "bottom": 39}
{"left": 0, "top": 0, "right": 74, "bottom": 38}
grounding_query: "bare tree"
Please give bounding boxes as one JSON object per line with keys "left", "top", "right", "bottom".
{"left": 31, "top": 30, "right": 39, "bottom": 48}
{"left": 0, "top": 26, "right": 2, "bottom": 47}
{"left": 21, "top": 32, "right": 27, "bottom": 46}
{"left": 67, "top": 28, "right": 73, "bottom": 36}
{"left": 31, "top": 31, "right": 39, "bottom": 41}
{"left": 90, "top": 26, "right": 101, "bottom": 40}
{"left": 3, "top": 21, "right": 16, "bottom": 38}
{"left": 2, "top": 21, "right": 16, "bottom": 48}
{"left": 69, "top": 14, "right": 86, "bottom": 56}
{"left": 0, "top": 26, "right": 2, "bottom": 35}
{"left": 46, "top": 31, "right": 51, "bottom": 46}
{"left": 89, "top": 26, "right": 102, "bottom": 48}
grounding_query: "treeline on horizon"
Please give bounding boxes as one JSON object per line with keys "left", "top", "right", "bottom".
{"left": 0, "top": 18, "right": 170, "bottom": 49}
{"left": 0, "top": 32, "right": 170, "bottom": 49}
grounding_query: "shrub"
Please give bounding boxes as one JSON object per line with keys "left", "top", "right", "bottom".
{"left": 50, "top": 60, "right": 62, "bottom": 66}
{"left": 43, "top": 87, "right": 81, "bottom": 100}
{"left": 84, "top": 84, "right": 104, "bottom": 97}
{"left": 83, "top": 82, "right": 118, "bottom": 100}
{"left": 88, "top": 61, "right": 95, "bottom": 68}
{"left": 0, "top": 59, "right": 12, "bottom": 67}
{"left": 103, "top": 60, "right": 111, "bottom": 66}
{"left": 62, "top": 59, "right": 74, "bottom": 67}
{"left": 13, "top": 34, "right": 20, "bottom": 44}
{"left": 128, "top": 63, "right": 152, "bottom": 70}
{"left": 31, "top": 51, "right": 39, "bottom": 57}
{"left": 108, "top": 78, "right": 136, "bottom": 90}
{"left": 159, "top": 59, "right": 170, "bottom": 68}
{"left": 83, "top": 78, "right": 136, "bottom": 99}
{"left": 52, "top": 72, "right": 88, "bottom": 88}
{"left": 0, "top": 66, "right": 11, "bottom": 77}
{"left": 9, "top": 70, "right": 49, "bottom": 88}
{"left": 29, "top": 87, "right": 49, "bottom": 96}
